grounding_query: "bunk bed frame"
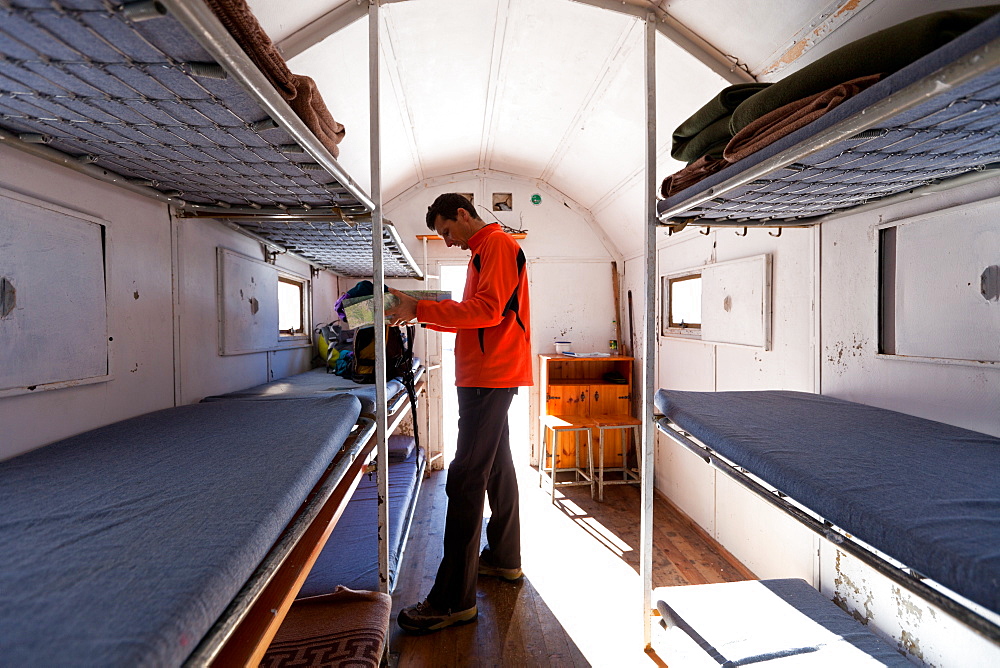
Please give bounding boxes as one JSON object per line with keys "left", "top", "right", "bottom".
{"left": 655, "top": 13, "right": 1000, "bottom": 230}
{"left": 636, "top": 8, "right": 1000, "bottom": 653}
{"left": 194, "top": 373, "right": 427, "bottom": 665}
{"left": 0, "top": 0, "right": 412, "bottom": 663}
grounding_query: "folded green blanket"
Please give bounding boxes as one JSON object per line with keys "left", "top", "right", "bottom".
{"left": 671, "top": 82, "right": 771, "bottom": 163}
{"left": 731, "top": 6, "right": 1000, "bottom": 133}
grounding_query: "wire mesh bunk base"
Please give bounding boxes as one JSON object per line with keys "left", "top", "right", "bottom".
{"left": 213, "top": 216, "right": 421, "bottom": 278}
{"left": 656, "top": 23, "right": 1000, "bottom": 227}
{"left": 0, "top": 0, "right": 421, "bottom": 277}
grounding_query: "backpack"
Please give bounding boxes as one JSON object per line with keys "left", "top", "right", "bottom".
{"left": 315, "top": 321, "right": 354, "bottom": 374}
{"left": 350, "top": 323, "right": 421, "bottom": 459}
{"left": 350, "top": 324, "right": 414, "bottom": 385}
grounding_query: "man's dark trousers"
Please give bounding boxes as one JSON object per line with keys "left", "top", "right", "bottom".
{"left": 428, "top": 386, "right": 520, "bottom": 611}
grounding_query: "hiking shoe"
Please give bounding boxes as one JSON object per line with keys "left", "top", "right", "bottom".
{"left": 397, "top": 600, "right": 478, "bottom": 634}
{"left": 478, "top": 549, "right": 523, "bottom": 582}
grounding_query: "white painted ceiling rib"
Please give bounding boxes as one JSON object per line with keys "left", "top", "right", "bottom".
{"left": 755, "top": 0, "right": 877, "bottom": 78}
{"left": 540, "top": 18, "right": 641, "bottom": 185}
{"left": 381, "top": 9, "right": 425, "bottom": 184}
{"left": 478, "top": 0, "right": 514, "bottom": 171}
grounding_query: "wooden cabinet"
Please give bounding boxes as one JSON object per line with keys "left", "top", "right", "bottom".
{"left": 539, "top": 354, "right": 634, "bottom": 468}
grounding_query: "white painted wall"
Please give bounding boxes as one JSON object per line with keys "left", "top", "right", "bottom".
{"left": 821, "top": 182, "right": 1000, "bottom": 437}
{"left": 0, "top": 147, "right": 342, "bottom": 460}
{"left": 0, "top": 145, "right": 173, "bottom": 460}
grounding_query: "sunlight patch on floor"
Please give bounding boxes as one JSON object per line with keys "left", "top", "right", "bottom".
{"left": 515, "top": 465, "right": 656, "bottom": 666}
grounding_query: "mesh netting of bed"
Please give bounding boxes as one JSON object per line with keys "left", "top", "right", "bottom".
{"left": 0, "top": 0, "right": 421, "bottom": 278}
{"left": 656, "top": 11, "right": 1000, "bottom": 228}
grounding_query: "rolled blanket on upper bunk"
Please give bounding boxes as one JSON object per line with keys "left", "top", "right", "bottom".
{"left": 723, "top": 74, "right": 883, "bottom": 162}
{"left": 671, "top": 82, "right": 771, "bottom": 163}
{"left": 730, "top": 6, "right": 1000, "bottom": 134}
{"left": 205, "top": 0, "right": 346, "bottom": 158}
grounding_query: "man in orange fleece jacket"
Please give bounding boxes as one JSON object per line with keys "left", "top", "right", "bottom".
{"left": 387, "top": 193, "right": 532, "bottom": 634}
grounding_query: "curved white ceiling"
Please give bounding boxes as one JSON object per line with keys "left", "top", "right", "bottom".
{"left": 245, "top": 0, "right": 999, "bottom": 258}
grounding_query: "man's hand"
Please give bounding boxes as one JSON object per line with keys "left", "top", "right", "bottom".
{"left": 385, "top": 287, "right": 419, "bottom": 327}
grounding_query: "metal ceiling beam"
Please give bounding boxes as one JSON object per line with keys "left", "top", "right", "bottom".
{"left": 278, "top": 0, "right": 411, "bottom": 61}
{"left": 567, "top": 0, "right": 755, "bottom": 84}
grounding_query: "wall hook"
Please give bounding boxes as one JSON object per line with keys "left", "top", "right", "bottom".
{"left": 699, "top": 226, "right": 711, "bottom": 235}
{"left": 769, "top": 227, "right": 783, "bottom": 237}
{"left": 735, "top": 227, "right": 748, "bottom": 237}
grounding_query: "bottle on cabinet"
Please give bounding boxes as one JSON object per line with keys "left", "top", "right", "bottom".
{"left": 609, "top": 320, "right": 619, "bottom": 354}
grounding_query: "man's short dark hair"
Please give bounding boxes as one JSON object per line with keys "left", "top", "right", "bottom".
{"left": 426, "top": 193, "right": 480, "bottom": 230}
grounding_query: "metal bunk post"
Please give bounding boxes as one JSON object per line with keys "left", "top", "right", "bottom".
{"left": 369, "top": 0, "right": 391, "bottom": 596}
{"left": 641, "top": 11, "right": 657, "bottom": 651}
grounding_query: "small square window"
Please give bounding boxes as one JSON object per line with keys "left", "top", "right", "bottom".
{"left": 492, "top": 193, "right": 512, "bottom": 211}
{"left": 663, "top": 273, "right": 702, "bottom": 332}
{"left": 278, "top": 276, "right": 305, "bottom": 336}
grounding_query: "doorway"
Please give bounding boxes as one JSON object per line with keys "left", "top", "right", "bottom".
{"left": 438, "top": 264, "right": 530, "bottom": 465}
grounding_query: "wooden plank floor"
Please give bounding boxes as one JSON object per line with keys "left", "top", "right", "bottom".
{"left": 388, "top": 463, "right": 753, "bottom": 667}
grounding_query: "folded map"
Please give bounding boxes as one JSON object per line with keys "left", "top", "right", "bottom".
{"left": 344, "top": 290, "right": 452, "bottom": 329}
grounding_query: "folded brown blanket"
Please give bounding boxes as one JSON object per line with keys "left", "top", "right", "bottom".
{"left": 205, "top": 0, "right": 346, "bottom": 158}
{"left": 289, "top": 75, "right": 347, "bottom": 156}
{"left": 661, "top": 155, "right": 729, "bottom": 198}
{"left": 262, "top": 586, "right": 391, "bottom": 668}
{"left": 724, "top": 73, "right": 882, "bottom": 162}
{"left": 672, "top": 82, "right": 771, "bottom": 163}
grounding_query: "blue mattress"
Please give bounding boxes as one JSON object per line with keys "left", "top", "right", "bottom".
{"left": 657, "top": 12, "right": 1000, "bottom": 224}
{"left": 654, "top": 389, "right": 1000, "bottom": 615}
{"left": 0, "top": 394, "right": 362, "bottom": 667}
{"left": 202, "top": 367, "right": 407, "bottom": 415}
{"left": 298, "top": 447, "right": 425, "bottom": 596}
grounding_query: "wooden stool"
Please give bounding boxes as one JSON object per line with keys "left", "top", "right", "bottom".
{"left": 539, "top": 414, "right": 596, "bottom": 503}
{"left": 593, "top": 414, "right": 641, "bottom": 501}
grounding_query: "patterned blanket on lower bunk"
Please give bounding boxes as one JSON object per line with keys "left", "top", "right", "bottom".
{"left": 654, "top": 389, "right": 1000, "bottom": 616}
{"left": 0, "top": 394, "right": 362, "bottom": 666}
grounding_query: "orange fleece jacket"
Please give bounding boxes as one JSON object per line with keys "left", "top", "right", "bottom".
{"left": 417, "top": 223, "right": 533, "bottom": 388}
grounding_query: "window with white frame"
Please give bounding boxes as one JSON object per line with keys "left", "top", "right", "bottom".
{"left": 278, "top": 275, "right": 306, "bottom": 337}
{"left": 662, "top": 273, "right": 702, "bottom": 334}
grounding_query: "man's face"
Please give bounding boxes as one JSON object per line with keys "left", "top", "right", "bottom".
{"left": 433, "top": 210, "right": 471, "bottom": 250}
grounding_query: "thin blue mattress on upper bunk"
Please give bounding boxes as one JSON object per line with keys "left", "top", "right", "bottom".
{"left": 657, "top": 10, "right": 1000, "bottom": 225}
{"left": 201, "top": 366, "right": 410, "bottom": 415}
{"left": 298, "top": 444, "right": 425, "bottom": 596}
{"left": 0, "top": 394, "right": 362, "bottom": 666}
{"left": 654, "top": 389, "right": 1000, "bottom": 615}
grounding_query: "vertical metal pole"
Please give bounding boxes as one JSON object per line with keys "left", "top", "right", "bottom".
{"left": 641, "top": 12, "right": 657, "bottom": 650}
{"left": 369, "top": 0, "right": 390, "bottom": 595}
